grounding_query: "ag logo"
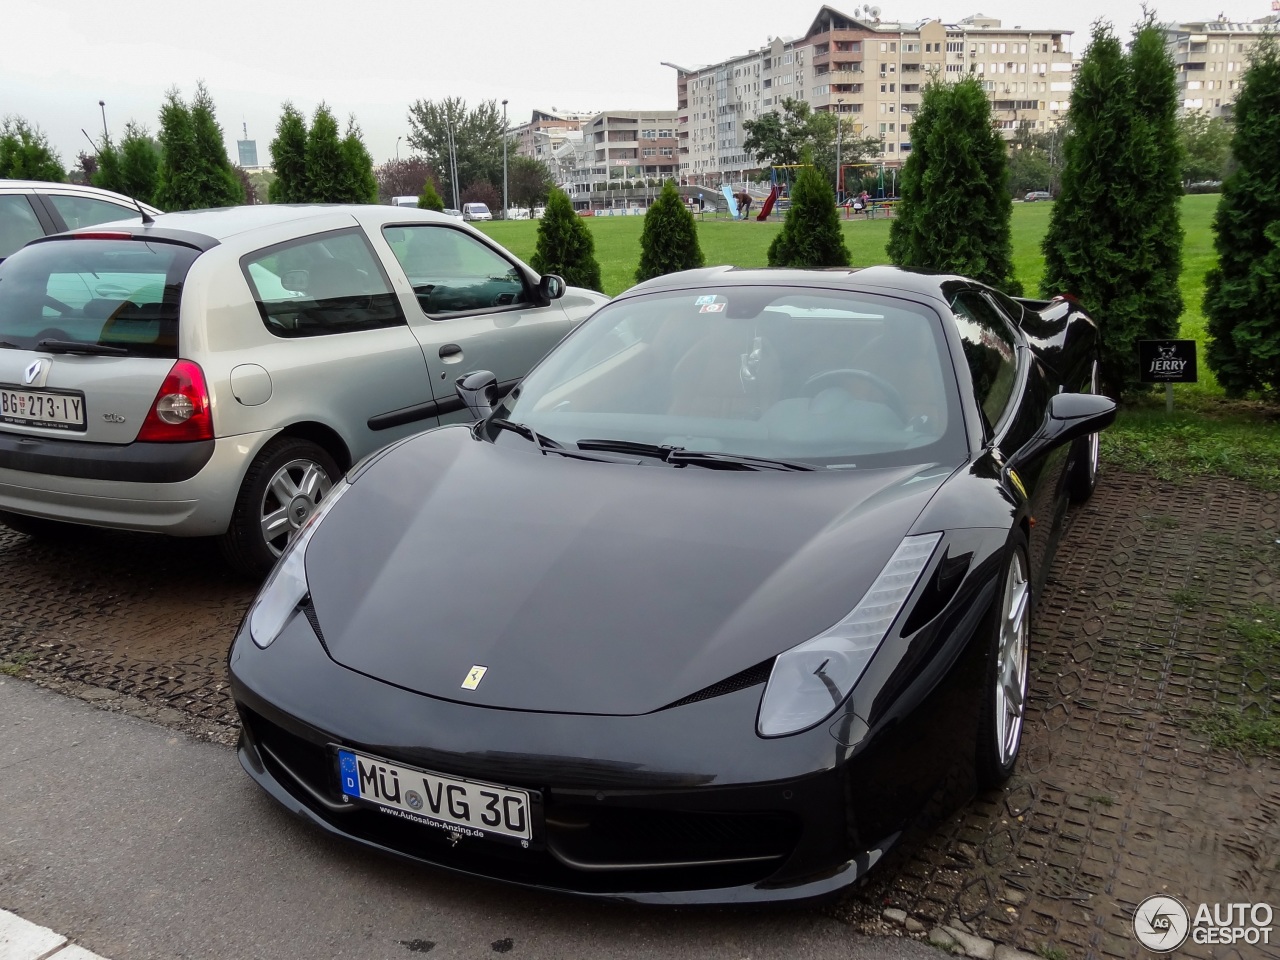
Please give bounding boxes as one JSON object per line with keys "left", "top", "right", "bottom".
{"left": 461, "top": 665, "right": 487, "bottom": 690}
{"left": 1133, "top": 895, "right": 1190, "bottom": 952}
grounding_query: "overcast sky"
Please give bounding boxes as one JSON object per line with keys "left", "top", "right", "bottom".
{"left": 3, "top": 0, "right": 1268, "bottom": 169}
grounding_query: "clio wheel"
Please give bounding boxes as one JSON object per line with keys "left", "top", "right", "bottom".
{"left": 976, "top": 530, "right": 1032, "bottom": 788}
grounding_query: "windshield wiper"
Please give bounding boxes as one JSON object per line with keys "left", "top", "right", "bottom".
{"left": 0, "top": 341, "right": 18, "bottom": 349}
{"left": 576, "top": 439, "right": 817, "bottom": 471}
{"left": 35, "top": 338, "right": 128, "bottom": 357}
{"left": 488, "top": 418, "right": 562, "bottom": 453}
{"left": 666, "top": 450, "right": 817, "bottom": 471}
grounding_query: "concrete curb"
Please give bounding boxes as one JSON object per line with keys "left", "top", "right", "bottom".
{"left": 0, "top": 909, "right": 110, "bottom": 960}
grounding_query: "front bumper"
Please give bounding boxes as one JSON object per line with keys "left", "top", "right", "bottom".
{"left": 228, "top": 606, "right": 906, "bottom": 904}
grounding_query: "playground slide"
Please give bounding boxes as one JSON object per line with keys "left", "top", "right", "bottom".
{"left": 756, "top": 184, "right": 780, "bottom": 221}
{"left": 721, "top": 185, "right": 739, "bottom": 220}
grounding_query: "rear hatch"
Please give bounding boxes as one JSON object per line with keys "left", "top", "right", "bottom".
{"left": 0, "top": 235, "right": 202, "bottom": 444}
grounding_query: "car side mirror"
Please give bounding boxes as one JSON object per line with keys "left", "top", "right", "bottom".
{"left": 456, "top": 369, "right": 498, "bottom": 421}
{"left": 1006, "top": 392, "right": 1116, "bottom": 476}
{"left": 537, "top": 274, "right": 566, "bottom": 305}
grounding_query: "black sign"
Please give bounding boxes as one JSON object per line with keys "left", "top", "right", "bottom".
{"left": 1139, "top": 339, "right": 1198, "bottom": 384}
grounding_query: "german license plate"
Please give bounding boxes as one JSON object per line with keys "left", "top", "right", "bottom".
{"left": 0, "top": 386, "right": 86, "bottom": 431}
{"left": 336, "top": 748, "right": 534, "bottom": 845}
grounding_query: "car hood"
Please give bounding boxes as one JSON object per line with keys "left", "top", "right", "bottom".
{"left": 306, "top": 427, "right": 953, "bottom": 716}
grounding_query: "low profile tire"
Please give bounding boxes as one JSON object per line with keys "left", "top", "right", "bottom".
{"left": 1067, "top": 361, "right": 1101, "bottom": 504}
{"left": 218, "top": 437, "right": 340, "bottom": 579}
{"left": 976, "top": 530, "right": 1032, "bottom": 789}
{"left": 0, "top": 510, "right": 77, "bottom": 539}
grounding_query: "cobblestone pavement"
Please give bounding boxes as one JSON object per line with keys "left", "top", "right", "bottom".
{"left": 0, "top": 470, "right": 1277, "bottom": 960}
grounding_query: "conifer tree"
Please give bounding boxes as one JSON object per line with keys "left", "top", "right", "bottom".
{"left": 1204, "top": 33, "right": 1280, "bottom": 395}
{"left": 91, "top": 135, "right": 125, "bottom": 195}
{"left": 635, "top": 182, "right": 705, "bottom": 283}
{"left": 154, "top": 85, "right": 242, "bottom": 211}
{"left": 530, "top": 188, "right": 602, "bottom": 292}
{"left": 417, "top": 179, "right": 444, "bottom": 211}
{"left": 0, "top": 118, "right": 65, "bottom": 182}
{"left": 189, "top": 82, "right": 245, "bottom": 207}
{"left": 338, "top": 117, "right": 379, "bottom": 204}
{"left": 269, "top": 103, "right": 308, "bottom": 203}
{"left": 1041, "top": 21, "right": 1183, "bottom": 397}
{"left": 303, "top": 104, "right": 346, "bottom": 203}
{"left": 117, "top": 123, "right": 161, "bottom": 205}
{"left": 887, "top": 76, "right": 1020, "bottom": 293}
{"left": 767, "top": 158, "right": 850, "bottom": 267}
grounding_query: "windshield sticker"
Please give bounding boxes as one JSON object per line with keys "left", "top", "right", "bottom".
{"left": 694, "top": 295, "right": 719, "bottom": 305}
{"left": 699, "top": 302, "right": 726, "bottom": 313}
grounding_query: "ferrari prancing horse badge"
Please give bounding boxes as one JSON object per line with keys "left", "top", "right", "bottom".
{"left": 461, "top": 665, "right": 487, "bottom": 690}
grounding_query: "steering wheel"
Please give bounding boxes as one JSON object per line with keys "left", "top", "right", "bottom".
{"left": 42, "top": 295, "right": 74, "bottom": 315}
{"left": 802, "top": 368, "right": 908, "bottom": 423}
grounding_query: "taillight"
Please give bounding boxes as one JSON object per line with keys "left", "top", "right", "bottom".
{"left": 71, "top": 232, "right": 133, "bottom": 240}
{"left": 137, "top": 359, "right": 214, "bottom": 442}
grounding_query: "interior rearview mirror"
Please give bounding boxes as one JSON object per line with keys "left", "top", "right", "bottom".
{"left": 456, "top": 370, "right": 498, "bottom": 421}
{"left": 1005, "top": 392, "right": 1116, "bottom": 477}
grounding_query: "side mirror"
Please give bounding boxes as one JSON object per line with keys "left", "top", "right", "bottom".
{"left": 537, "top": 274, "right": 566, "bottom": 305}
{"left": 456, "top": 370, "right": 498, "bottom": 421}
{"left": 1006, "top": 392, "right": 1116, "bottom": 475}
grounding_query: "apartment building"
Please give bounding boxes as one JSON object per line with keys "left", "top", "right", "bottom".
{"left": 670, "top": 5, "right": 1074, "bottom": 185}
{"left": 552, "top": 110, "right": 681, "bottom": 200}
{"left": 510, "top": 109, "right": 594, "bottom": 168}
{"left": 1163, "top": 15, "right": 1279, "bottom": 118}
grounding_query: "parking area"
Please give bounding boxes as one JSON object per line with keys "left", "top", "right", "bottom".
{"left": 0, "top": 468, "right": 1276, "bottom": 959}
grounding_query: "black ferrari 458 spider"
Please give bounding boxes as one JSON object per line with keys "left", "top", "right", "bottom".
{"left": 230, "top": 265, "right": 1115, "bottom": 904}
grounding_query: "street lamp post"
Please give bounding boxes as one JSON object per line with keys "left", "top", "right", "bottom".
{"left": 395, "top": 136, "right": 402, "bottom": 162}
{"left": 835, "top": 98, "right": 845, "bottom": 203}
{"left": 98, "top": 100, "right": 108, "bottom": 145}
{"left": 502, "top": 99, "right": 509, "bottom": 221}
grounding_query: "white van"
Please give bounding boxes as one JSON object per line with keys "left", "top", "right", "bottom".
{"left": 462, "top": 203, "right": 493, "bottom": 222}
{"left": 390, "top": 196, "right": 418, "bottom": 208}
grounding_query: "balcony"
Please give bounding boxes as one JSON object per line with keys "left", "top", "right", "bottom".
{"left": 828, "top": 69, "right": 864, "bottom": 83}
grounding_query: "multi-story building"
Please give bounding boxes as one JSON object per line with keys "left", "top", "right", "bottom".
{"left": 1163, "top": 15, "right": 1279, "bottom": 118}
{"left": 670, "top": 5, "right": 1075, "bottom": 186}
{"left": 510, "top": 109, "right": 594, "bottom": 169}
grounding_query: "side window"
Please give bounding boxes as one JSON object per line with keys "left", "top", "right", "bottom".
{"left": 242, "top": 230, "right": 404, "bottom": 338}
{"left": 45, "top": 194, "right": 139, "bottom": 229}
{"left": 382, "top": 225, "right": 530, "bottom": 317}
{"left": 0, "top": 195, "right": 46, "bottom": 259}
{"left": 950, "top": 291, "right": 1020, "bottom": 429}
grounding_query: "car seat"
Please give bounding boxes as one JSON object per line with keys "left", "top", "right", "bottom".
{"left": 667, "top": 317, "right": 782, "bottom": 419}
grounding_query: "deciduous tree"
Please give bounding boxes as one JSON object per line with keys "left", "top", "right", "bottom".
{"left": 888, "top": 76, "right": 1020, "bottom": 293}
{"left": 406, "top": 97, "right": 503, "bottom": 202}
{"left": 530, "top": 188, "right": 602, "bottom": 292}
{"left": 508, "top": 155, "right": 555, "bottom": 214}
{"left": 767, "top": 158, "right": 850, "bottom": 268}
{"left": 1204, "top": 32, "right": 1280, "bottom": 395}
{"left": 376, "top": 156, "right": 436, "bottom": 202}
{"left": 635, "top": 182, "right": 704, "bottom": 283}
{"left": 1178, "top": 111, "right": 1231, "bottom": 184}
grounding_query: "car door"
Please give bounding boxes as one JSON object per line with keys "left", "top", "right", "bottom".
{"left": 375, "top": 221, "right": 579, "bottom": 422}
{"left": 0, "top": 192, "right": 54, "bottom": 264}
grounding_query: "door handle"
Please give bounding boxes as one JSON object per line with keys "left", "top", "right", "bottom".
{"left": 439, "top": 343, "right": 462, "bottom": 359}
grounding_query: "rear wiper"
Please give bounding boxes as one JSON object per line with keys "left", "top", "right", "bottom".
{"left": 0, "top": 341, "right": 18, "bottom": 349}
{"left": 576, "top": 439, "right": 817, "bottom": 471}
{"left": 488, "top": 418, "right": 562, "bottom": 453}
{"left": 35, "top": 338, "right": 128, "bottom": 357}
{"left": 666, "top": 450, "right": 818, "bottom": 472}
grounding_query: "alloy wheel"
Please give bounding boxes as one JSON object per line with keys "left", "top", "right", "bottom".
{"left": 259, "top": 457, "right": 333, "bottom": 557}
{"left": 994, "top": 550, "right": 1031, "bottom": 768}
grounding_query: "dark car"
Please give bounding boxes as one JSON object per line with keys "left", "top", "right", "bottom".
{"left": 0, "top": 180, "right": 160, "bottom": 264}
{"left": 229, "top": 265, "right": 1114, "bottom": 904}
{"left": 1023, "top": 191, "right": 1052, "bottom": 202}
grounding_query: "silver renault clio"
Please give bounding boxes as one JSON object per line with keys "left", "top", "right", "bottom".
{"left": 0, "top": 205, "right": 606, "bottom": 574}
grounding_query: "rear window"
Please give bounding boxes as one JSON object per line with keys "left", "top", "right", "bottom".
{"left": 0, "top": 238, "right": 198, "bottom": 358}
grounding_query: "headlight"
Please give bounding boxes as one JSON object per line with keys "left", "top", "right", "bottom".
{"left": 248, "top": 479, "right": 351, "bottom": 648}
{"left": 757, "top": 532, "right": 942, "bottom": 737}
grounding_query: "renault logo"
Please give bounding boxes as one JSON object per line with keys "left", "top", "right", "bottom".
{"left": 23, "top": 359, "right": 48, "bottom": 386}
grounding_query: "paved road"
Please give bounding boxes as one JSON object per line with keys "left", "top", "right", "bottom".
{"left": 0, "top": 678, "right": 938, "bottom": 960}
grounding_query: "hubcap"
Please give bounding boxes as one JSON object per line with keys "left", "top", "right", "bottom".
{"left": 994, "top": 550, "right": 1031, "bottom": 768}
{"left": 259, "top": 458, "right": 333, "bottom": 557}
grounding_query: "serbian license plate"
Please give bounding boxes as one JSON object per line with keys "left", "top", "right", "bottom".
{"left": 0, "top": 386, "right": 86, "bottom": 431}
{"left": 336, "top": 748, "right": 535, "bottom": 845}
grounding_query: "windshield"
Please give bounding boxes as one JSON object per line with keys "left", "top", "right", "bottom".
{"left": 499, "top": 285, "right": 965, "bottom": 468}
{"left": 0, "top": 238, "right": 198, "bottom": 358}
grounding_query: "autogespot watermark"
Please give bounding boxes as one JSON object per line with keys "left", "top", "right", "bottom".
{"left": 1133, "top": 895, "right": 1274, "bottom": 952}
